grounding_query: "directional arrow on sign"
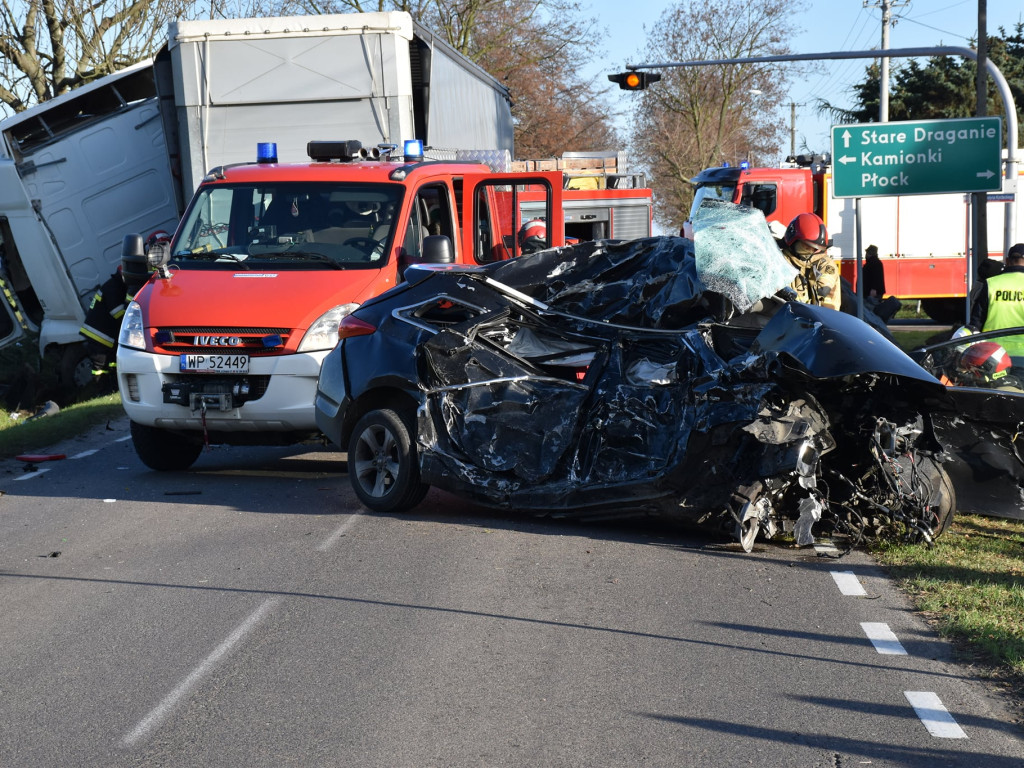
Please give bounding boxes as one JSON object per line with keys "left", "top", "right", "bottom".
{"left": 977, "top": 169, "right": 996, "bottom": 179}
{"left": 837, "top": 155, "right": 857, "bottom": 165}
{"left": 841, "top": 130, "right": 852, "bottom": 148}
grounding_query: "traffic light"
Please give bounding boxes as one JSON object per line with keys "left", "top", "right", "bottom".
{"left": 608, "top": 71, "right": 661, "bottom": 91}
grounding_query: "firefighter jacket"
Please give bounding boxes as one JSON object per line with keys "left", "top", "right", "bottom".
{"left": 79, "top": 273, "right": 130, "bottom": 349}
{"left": 782, "top": 248, "right": 842, "bottom": 311}
{"left": 977, "top": 267, "right": 1024, "bottom": 357}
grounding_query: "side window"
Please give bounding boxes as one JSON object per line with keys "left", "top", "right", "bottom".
{"left": 399, "top": 184, "right": 454, "bottom": 261}
{"left": 472, "top": 180, "right": 552, "bottom": 263}
{"left": 742, "top": 184, "right": 778, "bottom": 217}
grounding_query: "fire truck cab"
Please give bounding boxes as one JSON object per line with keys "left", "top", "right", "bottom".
{"left": 117, "top": 140, "right": 650, "bottom": 470}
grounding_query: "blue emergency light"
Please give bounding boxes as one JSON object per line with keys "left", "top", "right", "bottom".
{"left": 257, "top": 142, "right": 278, "bottom": 163}
{"left": 740, "top": 160, "right": 750, "bottom": 170}
{"left": 403, "top": 139, "right": 424, "bottom": 161}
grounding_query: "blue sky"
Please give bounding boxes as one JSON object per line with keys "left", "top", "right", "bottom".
{"left": 581, "top": 0, "right": 1024, "bottom": 160}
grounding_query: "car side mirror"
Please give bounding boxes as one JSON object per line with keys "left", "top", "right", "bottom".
{"left": 421, "top": 235, "right": 455, "bottom": 265}
{"left": 121, "top": 234, "right": 149, "bottom": 287}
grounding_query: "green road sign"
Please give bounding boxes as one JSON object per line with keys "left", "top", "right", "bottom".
{"left": 831, "top": 117, "right": 1002, "bottom": 198}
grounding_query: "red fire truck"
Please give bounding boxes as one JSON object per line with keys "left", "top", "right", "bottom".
{"left": 117, "top": 139, "right": 653, "bottom": 470}
{"left": 690, "top": 154, "right": 1024, "bottom": 322}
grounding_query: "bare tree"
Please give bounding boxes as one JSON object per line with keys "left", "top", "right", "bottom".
{"left": 628, "top": 0, "right": 800, "bottom": 231}
{"left": 0, "top": 1, "right": 296, "bottom": 115}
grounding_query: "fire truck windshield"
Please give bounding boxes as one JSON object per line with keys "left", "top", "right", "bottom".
{"left": 688, "top": 184, "right": 736, "bottom": 222}
{"left": 172, "top": 182, "right": 404, "bottom": 269}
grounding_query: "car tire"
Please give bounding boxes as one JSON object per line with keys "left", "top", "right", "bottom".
{"left": 347, "top": 407, "right": 428, "bottom": 513}
{"left": 919, "top": 456, "right": 956, "bottom": 537}
{"left": 130, "top": 421, "right": 204, "bottom": 471}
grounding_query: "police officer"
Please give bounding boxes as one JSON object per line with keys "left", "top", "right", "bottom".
{"left": 780, "top": 213, "right": 841, "bottom": 311}
{"left": 969, "top": 242, "right": 1024, "bottom": 359}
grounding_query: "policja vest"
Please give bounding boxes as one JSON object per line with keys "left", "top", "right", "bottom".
{"left": 982, "top": 270, "right": 1024, "bottom": 357}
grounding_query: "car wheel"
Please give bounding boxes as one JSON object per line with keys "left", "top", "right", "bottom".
{"left": 130, "top": 421, "right": 203, "bottom": 471}
{"left": 919, "top": 456, "right": 956, "bottom": 537}
{"left": 347, "top": 407, "right": 428, "bottom": 513}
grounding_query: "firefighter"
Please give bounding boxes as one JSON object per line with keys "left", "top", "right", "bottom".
{"left": 78, "top": 231, "right": 168, "bottom": 371}
{"left": 780, "top": 213, "right": 841, "bottom": 311}
{"left": 518, "top": 219, "right": 547, "bottom": 254}
{"left": 79, "top": 267, "right": 131, "bottom": 371}
{"left": 969, "top": 242, "right": 1024, "bottom": 360}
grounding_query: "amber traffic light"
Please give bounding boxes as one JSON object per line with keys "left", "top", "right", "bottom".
{"left": 608, "top": 71, "right": 661, "bottom": 90}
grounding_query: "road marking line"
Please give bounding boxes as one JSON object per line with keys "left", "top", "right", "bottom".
{"left": 814, "top": 542, "right": 839, "bottom": 555}
{"left": 114, "top": 436, "right": 132, "bottom": 443}
{"left": 861, "top": 622, "right": 908, "bottom": 655}
{"left": 904, "top": 691, "right": 968, "bottom": 739}
{"left": 830, "top": 570, "right": 867, "bottom": 596}
{"left": 121, "top": 596, "right": 280, "bottom": 747}
{"left": 14, "top": 468, "right": 51, "bottom": 481}
{"left": 317, "top": 512, "right": 364, "bottom": 552}
{"left": 69, "top": 449, "right": 99, "bottom": 459}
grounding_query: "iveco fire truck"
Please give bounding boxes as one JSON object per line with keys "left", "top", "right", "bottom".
{"left": 117, "top": 140, "right": 653, "bottom": 470}
{"left": 690, "top": 154, "right": 1024, "bottom": 322}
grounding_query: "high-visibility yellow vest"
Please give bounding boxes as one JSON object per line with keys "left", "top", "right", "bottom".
{"left": 983, "top": 270, "right": 1024, "bottom": 357}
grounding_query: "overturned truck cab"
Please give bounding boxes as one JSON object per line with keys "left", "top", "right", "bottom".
{"left": 315, "top": 203, "right": 958, "bottom": 551}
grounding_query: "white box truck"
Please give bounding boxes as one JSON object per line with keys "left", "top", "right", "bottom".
{"left": 0, "top": 12, "right": 513, "bottom": 395}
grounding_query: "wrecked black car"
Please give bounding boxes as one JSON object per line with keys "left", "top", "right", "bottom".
{"left": 315, "top": 204, "right": 956, "bottom": 550}
{"left": 909, "top": 327, "right": 1024, "bottom": 520}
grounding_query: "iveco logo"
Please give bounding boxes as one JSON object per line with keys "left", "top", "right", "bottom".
{"left": 194, "top": 336, "right": 242, "bottom": 347}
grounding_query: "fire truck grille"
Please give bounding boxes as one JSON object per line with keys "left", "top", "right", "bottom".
{"left": 152, "top": 327, "right": 292, "bottom": 356}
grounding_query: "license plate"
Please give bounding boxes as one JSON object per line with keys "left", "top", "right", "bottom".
{"left": 180, "top": 354, "right": 250, "bottom": 373}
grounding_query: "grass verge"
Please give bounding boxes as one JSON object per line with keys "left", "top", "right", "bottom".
{"left": 0, "top": 393, "right": 124, "bottom": 459}
{"left": 872, "top": 515, "right": 1024, "bottom": 707}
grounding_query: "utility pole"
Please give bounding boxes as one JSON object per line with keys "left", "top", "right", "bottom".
{"left": 974, "top": 0, "right": 989, "bottom": 281}
{"left": 865, "top": 0, "right": 909, "bottom": 121}
{"left": 789, "top": 102, "right": 798, "bottom": 156}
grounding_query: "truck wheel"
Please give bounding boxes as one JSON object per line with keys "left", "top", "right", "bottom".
{"left": 60, "top": 342, "right": 115, "bottom": 400}
{"left": 130, "top": 421, "right": 204, "bottom": 471}
{"left": 347, "top": 407, "right": 428, "bottom": 513}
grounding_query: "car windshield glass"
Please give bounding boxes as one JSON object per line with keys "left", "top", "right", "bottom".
{"left": 688, "top": 183, "right": 736, "bottom": 221}
{"left": 171, "top": 182, "right": 403, "bottom": 270}
{"left": 690, "top": 200, "right": 796, "bottom": 312}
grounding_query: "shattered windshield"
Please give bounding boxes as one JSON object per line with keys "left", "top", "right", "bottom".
{"left": 172, "top": 182, "right": 403, "bottom": 270}
{"left": 688, "top": 182, "right": 736, "bottom": 222}
{"left": 690, "top": 200, "right": 797, "bottom": 312}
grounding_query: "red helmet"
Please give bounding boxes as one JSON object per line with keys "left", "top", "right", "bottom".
{"left": 957, "top": 341, "right": 1012, "bottom": 384}
{"left": 518, "top": 218, "right": 547, "bottom": 254}
{"left": 783, "top": 213, "right": 829, "bottom": 257}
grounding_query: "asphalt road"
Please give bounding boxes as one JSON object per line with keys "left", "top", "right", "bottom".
{"left": 1, "top": 418, "right": 1022, "bottom": 767}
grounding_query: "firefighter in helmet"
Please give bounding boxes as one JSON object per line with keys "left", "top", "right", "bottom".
{"left": 518, "top": 218, "right": 548, "bottom": 255}
{"left": 780, "top": 212, "right": 841, "bottom": 311}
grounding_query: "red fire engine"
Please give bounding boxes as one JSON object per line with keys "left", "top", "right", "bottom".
{"left": 116, "top": 139, "right": 653, "bottom": 470}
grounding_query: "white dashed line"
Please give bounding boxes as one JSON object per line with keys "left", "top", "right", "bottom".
{"left": 861, "top": 622, "right": 908, "bottom": 655}
{"left": 904, "top": 691, "right": 968, "bottom": 739}
{"left": 830, "top": 570, "right": 867, "bottom": 596}
{"left": 814, "top": 541, "right": 839, "bottom": 555}
{"left": 317, "top": 512, "right": 364, "bottom": 551}
{"left": 122, "top": 597, "right": 280, "bottom": 746}
{"left": 14, "top": 468, "right": 51, "bottom": 481}
{"left": 69, "top": 449, "right": 99, "bottom": 459}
